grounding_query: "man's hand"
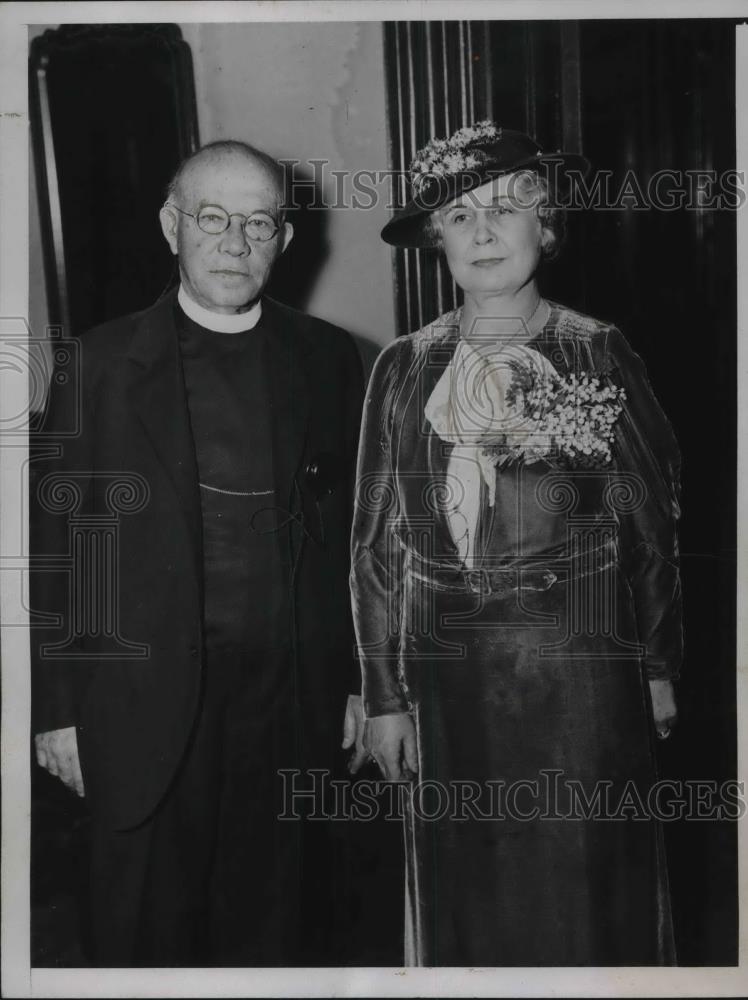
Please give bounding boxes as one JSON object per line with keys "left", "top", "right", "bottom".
{"left": 363, "top": 712, "right": 418, "bottom": 781}
{"left": 649, "top": 678, "right": 678, "bottom": 740}
{"left": 342, "top": 694, "right": 368, "bottom": 774}
{"left": 35, "top": 727, "right": 85, "bottom": 797}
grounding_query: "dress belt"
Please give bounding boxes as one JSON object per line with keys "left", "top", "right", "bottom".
{"left": 404, "top": 539, "right": 618, "bottom": 596}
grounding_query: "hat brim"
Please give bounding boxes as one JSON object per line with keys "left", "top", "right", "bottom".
{"left": 381, "top": 152, "right": 590, "bottom": 249}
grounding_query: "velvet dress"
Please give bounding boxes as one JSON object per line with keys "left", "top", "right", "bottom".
{"left": 350, "top": 301, "right": 682, "bottom": 966}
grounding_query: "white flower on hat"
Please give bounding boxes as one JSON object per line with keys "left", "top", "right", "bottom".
{"left": 443, "top": 151, "right": 467, "bottom": 173}
{"left": 410, "top": 120, "right": 502, "bottom": 187}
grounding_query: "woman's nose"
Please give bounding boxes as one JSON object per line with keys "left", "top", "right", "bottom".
{"left": 473, "top": 214, "right": 496, "bottom": 244}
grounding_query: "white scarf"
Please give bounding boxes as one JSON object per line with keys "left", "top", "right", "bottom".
{"left": 424, "top": 333, "right": 558, "bottom": 566}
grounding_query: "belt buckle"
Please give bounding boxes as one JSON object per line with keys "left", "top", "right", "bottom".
{"left": 542, "top": 570, "right": 558, "bottom": 590}
{"left": 466, "top": 569, "right": 490, "bottom": 595}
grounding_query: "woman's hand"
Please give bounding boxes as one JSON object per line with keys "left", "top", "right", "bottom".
{"left": 364, "top": 712, "right": 418, "bottom": 781}
{"left": 649, "top": 678, "right": 678, "bottom": 740}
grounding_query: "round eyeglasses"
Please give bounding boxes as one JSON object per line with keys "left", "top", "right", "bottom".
{"left": 165, "top": 202, "right": 280, "bottom": 242}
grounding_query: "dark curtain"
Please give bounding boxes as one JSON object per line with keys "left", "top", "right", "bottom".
{"left": 383, "top": 22, "right": 492, "bottom": 333}
{"left": 30, "top": 24, "right": 199, "bottom": 338}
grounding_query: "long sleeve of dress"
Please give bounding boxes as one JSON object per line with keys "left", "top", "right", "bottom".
{"left": 604, "top": 326, "right": 683, "bottom": 681}
{"left": 350, "top": 339, "right": 411, "bottom": 718}
{"left": 338, "top": 331, "right": 367, "bottom": 698}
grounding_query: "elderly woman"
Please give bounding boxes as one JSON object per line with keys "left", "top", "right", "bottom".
{"left": 350, "top": 124, "right": 682, "bottom": 966}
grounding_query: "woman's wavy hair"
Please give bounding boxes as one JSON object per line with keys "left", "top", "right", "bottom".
{"left": 423, "top": 169, "right": 566, "bottom": 261}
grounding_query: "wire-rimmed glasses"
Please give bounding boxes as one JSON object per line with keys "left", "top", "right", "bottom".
{"left": 165, "top": 203, "right": 281, "bottom": 242}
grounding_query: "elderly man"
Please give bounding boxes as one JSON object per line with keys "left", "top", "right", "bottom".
{"left": 32, "top": 140, "right": 366, "bottom": 966}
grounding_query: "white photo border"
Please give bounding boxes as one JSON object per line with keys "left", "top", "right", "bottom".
{"left": 1, "top": 2, "right": 747, "bottom": 996}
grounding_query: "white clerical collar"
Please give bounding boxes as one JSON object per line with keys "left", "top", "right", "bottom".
{"left": 177, "top": 284, "right": 262, "bottom": 333}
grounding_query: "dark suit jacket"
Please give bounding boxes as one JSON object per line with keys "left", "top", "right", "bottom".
{"left": 31, "top": 289, "right": 364, "bottom": 831}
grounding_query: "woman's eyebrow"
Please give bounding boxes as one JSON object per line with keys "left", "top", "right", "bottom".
{"left": 444, "top": 195, "right": 513, "bottom": 212}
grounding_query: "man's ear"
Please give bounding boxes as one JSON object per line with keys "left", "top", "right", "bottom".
{"left": 159, "top": 205, "right": 179, "bottom": 256}
{"left": 279, "top": 221, "right": 294, "bottom": 255}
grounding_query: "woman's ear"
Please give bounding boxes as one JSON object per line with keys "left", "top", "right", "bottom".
{"left": 540, "top": 225, "right": 555, "bottom": 257}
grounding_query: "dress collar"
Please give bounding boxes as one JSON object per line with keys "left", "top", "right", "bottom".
{"left": 459, "top": 297, "right": 551, "bottom": 347}
{"left": 177, "top": 284, "right": 262, "bottom": 333}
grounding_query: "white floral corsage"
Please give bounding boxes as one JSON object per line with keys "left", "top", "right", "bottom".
{"left": 482, "top": 367, "right": 626, "bottom": 469}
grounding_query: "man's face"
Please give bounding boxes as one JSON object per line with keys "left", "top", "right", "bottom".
{"left": 160, "top": 153, "right": 293, "bottom": 314}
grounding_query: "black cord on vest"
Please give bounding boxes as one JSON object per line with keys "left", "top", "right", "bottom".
{"left": 248, "top": 505, "right": 313, "bottom": 541}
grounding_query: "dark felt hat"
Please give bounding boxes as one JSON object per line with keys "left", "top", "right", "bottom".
{"left": 381, "top": 123, "right": 590, "bottom": 249}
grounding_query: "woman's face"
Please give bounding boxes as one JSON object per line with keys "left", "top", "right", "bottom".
{"left": 437, "top": 173, "right": 548, "bottom": 298}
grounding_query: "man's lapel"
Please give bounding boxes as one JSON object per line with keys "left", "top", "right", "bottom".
{"left": 125, "top": 292, "right": 203, "bottom": 579}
